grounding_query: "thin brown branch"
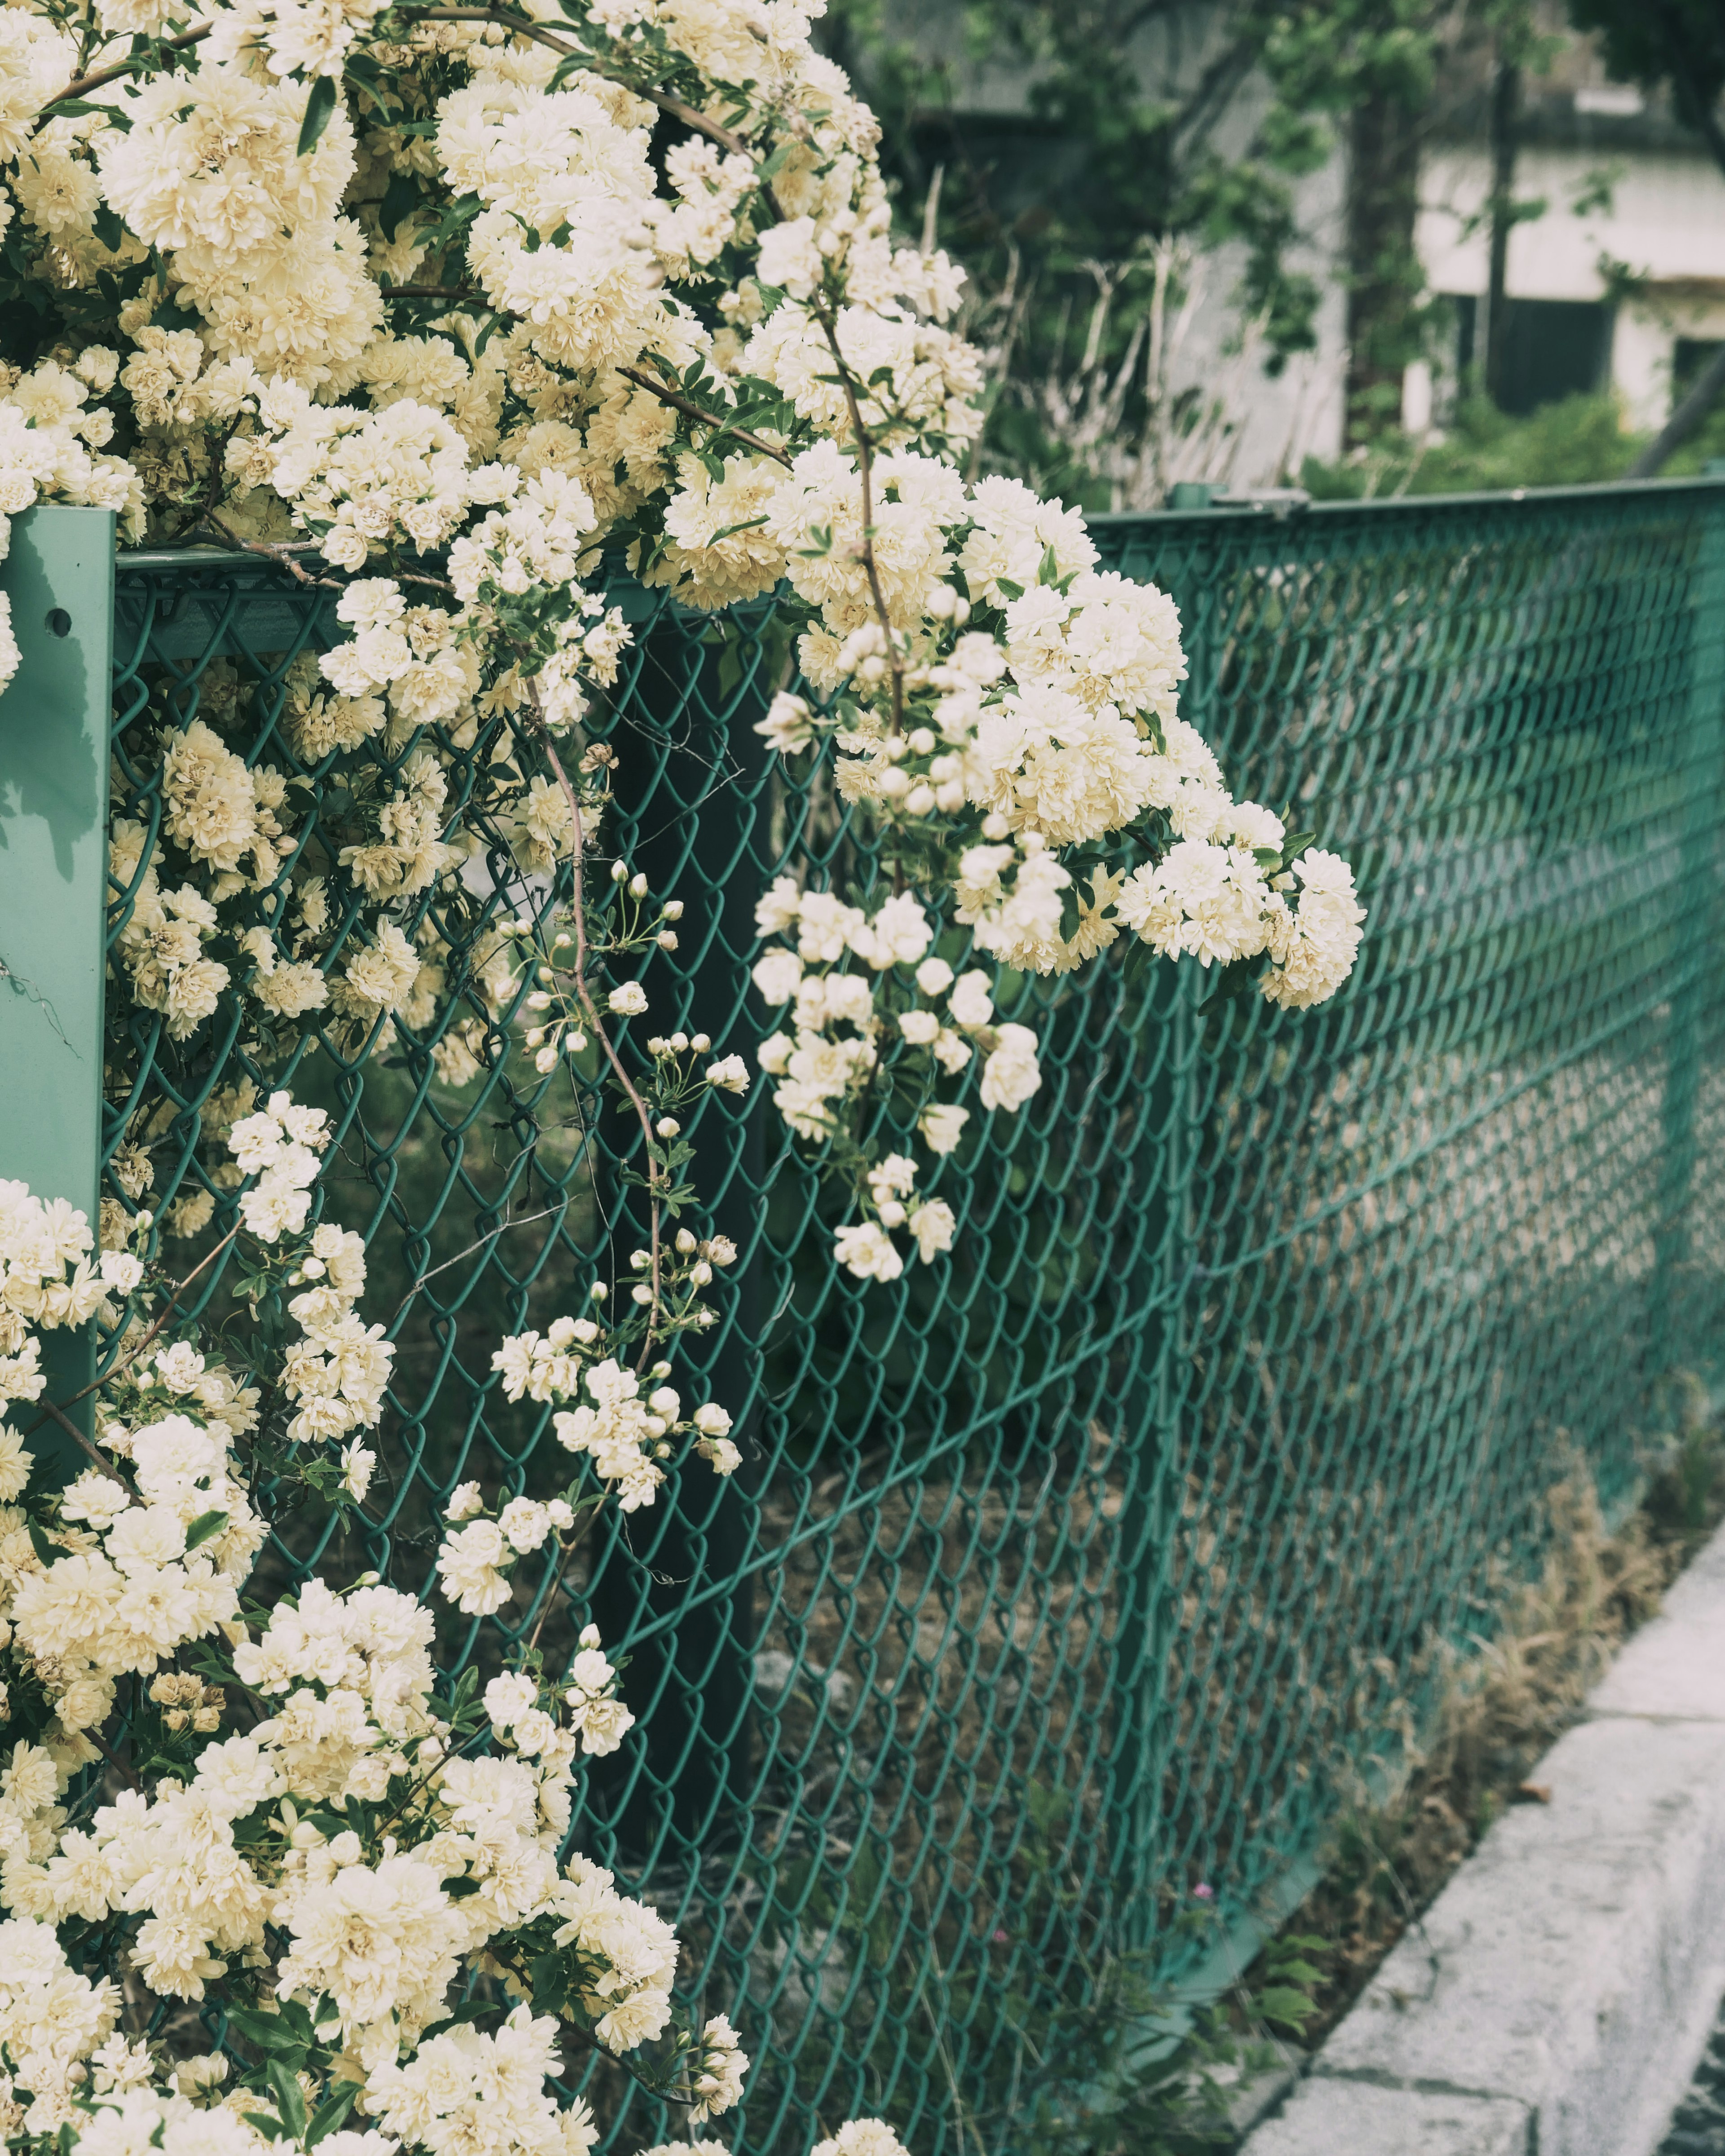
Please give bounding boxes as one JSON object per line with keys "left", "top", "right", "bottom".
{"left": 389, "top": 1197, "right": 577, "bottom": 1321}
{"left": 524, "top": 1513, "right": 593, "bottom": 1654}
{"left": 205, "top": 515, "right": 345, "bottom": 589}
{"left": 85, "top": 1724, "right": 144, "bottom": 1793}
{"left": 401, "top": 8, "right": 755, "bottom": 156}
{"left": 22, "top": 1224, "right": 241, "bottom": 1472}
{"left": 29, "top": 1393, "right": 142, "bottom": 1499}
{"left": 518, "top": 695, "right": 665, "bottom": 1364}
{"left": 47, "top": 21, "right": 212, "bottom": 107}
{"left": 809, "top": 301, "right": 905, "bottom": 731}
{"left": 616, "top": 367, "right": 793, "bottom": 468}
{"left": 380, "top": 285, "right": 480, "bottom": 300}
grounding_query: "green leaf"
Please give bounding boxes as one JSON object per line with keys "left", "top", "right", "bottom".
{"left": 93, "top": 204, "right": 128, "bottom": 252}
{"left": 377, "top": 168, "right": 421, "bottom": 243}
{"left": 1254, "top": 1985, "right": 1318, "bottom": 2032}
{"left": 422, "top": 2000, "right": 500, "bottom": 2039}
{"left": 528, "top": 1951, "right": 567, "bottom": 2013}
{"left": 707, "top": 514, "right": 771, "bottom": 545}
{"left": 994, "top": 578, "right": 1025, "bottom": 601}
{"left": 305, "top": 2085, "right": 362, "bottom": 2147}
{"left": 267, "top": 2059, "right": 308, "bottom": 2142}
{"left": 242, "top": 2116, "right": 288, "bottom": 2144}
{"left": 26, "top": 1521, "right": 59, "bottom": 1568}
{"left": 1195, "top": 958, "right": 1259, "bottom": 1016}
{"left": 223, "top": 2008, "right": 296, "bottom": 2054}
{"left": 183, "top": 1508, "right": 228, "bottom": 1554}
{"left": 296, "top": 74, "right": 338, "bottom": 158}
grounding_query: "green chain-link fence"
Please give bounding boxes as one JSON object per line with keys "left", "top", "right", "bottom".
{"left": 2, "top": 475, "right": 1723, "bottom": 2155}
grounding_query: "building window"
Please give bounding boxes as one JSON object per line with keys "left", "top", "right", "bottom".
{"left": 1674, "top": 338, "right": 1725, "bottom": 412}
{"left": 1447, "top": 296, "right": 1615, "bottom": 415}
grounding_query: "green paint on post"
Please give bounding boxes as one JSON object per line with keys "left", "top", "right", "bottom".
{"left": 0, "top": 504, "right": 115, "bottom": 1472}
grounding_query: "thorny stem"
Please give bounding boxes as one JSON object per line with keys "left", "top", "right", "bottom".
{"left": 86, "top": 1723, "right": 144, "bottom": 1793}
{"left": 616, "top": 366, "right": 793, "bottom": 469}
{"left": 104, "top": 1225, "right": 243, "bottom": 1387}
{"left": 25, "top": 1225, "right": 242, "bottom": 1458}
{"left": 524, "top": 1513, "right": 591, "bottom": 1654}
{"left": 47, "top": 21, "right": 212, "bottom": 106}
{"left": 809, "top": 301, "right": 906, "bottom": 733}
{"left": 390, "top": 1198, "right": 578, "bottom": 1321}
{"left": 31, "top": 1394, "right": 142, "bottom": 1499}
{"left": 518, "top": 693, "right": 664, "bottom": 1366}
{"left": 205, "top": 515, "right": 345, "bottom": 589}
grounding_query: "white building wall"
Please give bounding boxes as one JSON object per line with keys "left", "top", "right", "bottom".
{"left": 1417, "top": 144, "right": 1725, "bottom": 428}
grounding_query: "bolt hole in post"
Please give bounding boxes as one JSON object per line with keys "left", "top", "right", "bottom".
{"left": 0, "top": 508, "right": 115, "bottom": 1476}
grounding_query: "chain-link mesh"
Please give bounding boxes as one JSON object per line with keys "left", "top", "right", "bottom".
{"left": 97, "top": 478, "right": 1725, "bottom": 2154}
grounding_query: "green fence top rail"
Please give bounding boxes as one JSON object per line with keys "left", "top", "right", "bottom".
{"left": 1, "top": 478, "right": 1722, "bottom": 2156}
{"left": 1088, "top": 470, "right": 1725, "bottom": 523}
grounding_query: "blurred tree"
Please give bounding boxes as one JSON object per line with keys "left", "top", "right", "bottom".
{"left": 824, "top": 0, "right": 1551, "bottom": 490}
{"left": 1567, "top": 0, "right": 1725, "bottom": 173}
{"left": 1568, "top": 0, "right": 1725, "bottom": 473}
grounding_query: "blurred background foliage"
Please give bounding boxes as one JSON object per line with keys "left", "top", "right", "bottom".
{"left": 811, "top": 0, "right": 1725, "bottom": 504}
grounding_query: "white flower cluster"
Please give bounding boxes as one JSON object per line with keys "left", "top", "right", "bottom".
{"left": 10, "top": 1405, "right": 263, "bottom": 1744}
{"left": 4, "top": 0, "right": 1358, "bottom": 1397}
{"left": 364, "top": 2008, "right": 596, "bottom": 2156}
{"left": 0, "top": 1168, "right": 755, "bottom": 2156}
{"left": 484, "top": 1275, "right": 740, "bottom": 1528}
{"left": 749, "top": 878, "right": 1033, "bottom": 1276}
{"left": 1118, "top": 839, "right": 1367, "bottom": 1009}
{"left": 0, "top": 354, "right": 141, "bottom": 696}
{"left": 0, "top": 3, "right": 1368, "bottom": 2150}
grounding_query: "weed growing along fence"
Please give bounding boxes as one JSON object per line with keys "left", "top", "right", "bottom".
{"left": 2, "top": 476, "right": 1722, "bottom": 2156}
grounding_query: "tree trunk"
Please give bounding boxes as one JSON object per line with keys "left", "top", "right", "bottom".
{"left": 1344, "top": 85, "right": 1425, "bottom": 444}
{"left": 1483, "top": 58, "right": 1519, "bottom": 406}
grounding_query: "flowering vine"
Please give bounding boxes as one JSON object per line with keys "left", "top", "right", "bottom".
{"left": 0, "top": 0, "right": 1365, "bottom": 2148}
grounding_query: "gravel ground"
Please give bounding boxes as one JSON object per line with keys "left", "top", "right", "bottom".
{"left": 1657, "top": 2003, "right": 1725, "bottom": 2155}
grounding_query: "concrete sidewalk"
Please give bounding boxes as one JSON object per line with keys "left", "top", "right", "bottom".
{"left": 1240, "top": 1520, "right": 1725, "bottom": 2156}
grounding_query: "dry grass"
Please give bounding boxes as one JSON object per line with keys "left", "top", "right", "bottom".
{"left": 1269, "top": 1405, "right": 1725, "bottom": 2044}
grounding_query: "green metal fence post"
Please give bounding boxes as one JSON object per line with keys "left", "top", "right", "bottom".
{"left": 0, "top": 504, "right": 115, "bottom": 1472}
{"left": 587, "top": 603, "right": 771, "bottom": 1860}
{"left": 1108, "top": 537, "right": 1214, "bottom": 1957}
{"left": 1651, "top": 493, "right": 1725, "bottom": 1393}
